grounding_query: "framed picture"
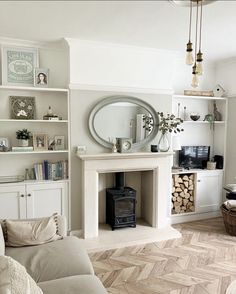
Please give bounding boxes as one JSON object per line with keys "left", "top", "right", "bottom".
{"left": 0, "top": 138, "right": 9, "bottom": 147}
{"left": 54, "top": 135, "right": 65, "bottom": 150}
{"left": 2, "top": 46, "right": 38, "bottom": 86}
{"left": 10, "top": 96, "right": 35, "bottom": 119}
{"left": 34, "top": 68, "right": 49, "bottom": 87}
{"left": 33, "top": 134, "right": 48, "bottom": 151}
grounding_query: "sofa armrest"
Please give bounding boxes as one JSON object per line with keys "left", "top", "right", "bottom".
{"left": 0, "top": 224, "right": 5, "bottom": 255}
{"left": 57, "top": 215, "right": 67, "bottom": 237}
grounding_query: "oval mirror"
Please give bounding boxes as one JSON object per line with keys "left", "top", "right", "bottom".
{"left": 88, "top": 95, "right": 159, "bottom": 150}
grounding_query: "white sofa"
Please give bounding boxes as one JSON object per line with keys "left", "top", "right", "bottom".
{"left": 0, "top": 216, "right": 107, "bottom": 294}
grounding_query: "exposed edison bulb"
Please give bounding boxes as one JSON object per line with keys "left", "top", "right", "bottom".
{"left": 191, "top": 74, "right": 199, "bottom": 88}
{"left": 196, "top": 62, "right": 203, "bottom": 76}
{"left": 186, "top": 51, "right": 194, "bottom": 65}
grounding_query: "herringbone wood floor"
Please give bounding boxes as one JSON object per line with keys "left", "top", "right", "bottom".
{"left": 89, "top": 218, "right": 236, "bottom": 294}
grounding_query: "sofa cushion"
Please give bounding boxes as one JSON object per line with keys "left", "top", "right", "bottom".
{"left": 0, "top": 255, "right": 43, "bottom": 294}
{"left": 6, "top": 236, "right": 94, "bottom": 282}
{"left": 0, "top": 225, "right": 5, "bottom": 256}
{"left": 38, "top": 275, "right": 107, "bottom": 294}
{"left": 5, "top": 214, "right": 62, "bottom": 247}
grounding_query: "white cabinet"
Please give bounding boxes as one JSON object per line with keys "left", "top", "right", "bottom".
{"left": 0, "top": 181, "right": 69, "bottom": 227}
{"left": 0, "top": 185, "right": 26, "bottom": 219}
{"left": 196, "top": 171, "right": 223, "bottom": 213}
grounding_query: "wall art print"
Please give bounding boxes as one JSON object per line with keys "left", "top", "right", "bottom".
{"left": 10, "top": 96, "right": 36, "bottom": 119}
{"left": 2, "top": 46, "right": 39, "bottom": 86}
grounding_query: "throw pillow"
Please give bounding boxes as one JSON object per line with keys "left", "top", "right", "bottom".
{"left": 0, "top": 255, "right": 43, "bottom": 294}
{"left": 5, "top": 214, "right": 62, "bottom": 247}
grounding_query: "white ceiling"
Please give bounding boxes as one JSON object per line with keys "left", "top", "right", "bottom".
{"left": 0, "top": 1, "right": 236, "bottom": 61}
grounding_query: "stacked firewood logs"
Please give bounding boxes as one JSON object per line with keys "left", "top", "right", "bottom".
{"left": 172, "top": 174, "right": 195, "bottom": 214}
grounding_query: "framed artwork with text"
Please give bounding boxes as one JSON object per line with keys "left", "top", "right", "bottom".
{"left": 2, "top": 46, "right": 39, "bottom": 86}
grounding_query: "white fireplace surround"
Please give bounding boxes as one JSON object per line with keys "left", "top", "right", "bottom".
{"left": 78, "top": 152, "right": 177, "bottom": 239}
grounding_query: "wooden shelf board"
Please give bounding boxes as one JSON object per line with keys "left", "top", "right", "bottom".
{"left": 0, "top": 85, "right": 68, "bottom": 93}
{"left": 173, "top": 94, "right": 227, "bottom": 101}
{"left": 0, "top": 119, "right": 68, "bottom": 123}
{"left": 0, "top": 150, "right": 69, "bottom": 155}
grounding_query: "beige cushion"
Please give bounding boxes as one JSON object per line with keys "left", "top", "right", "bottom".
{"left": 38, "top": 275, "right": 107, "bottom": 294}
{"left": 0, "top": 255, "right": 43, "bottom": 294}
{"left": 5, "top": 214, "right": 62, "bottom": 247}
{"left": 6, "top": 236, "right": 94, "bottom": 283}
{"left": 0, "top": 225, "right": 5, "bottom": 256}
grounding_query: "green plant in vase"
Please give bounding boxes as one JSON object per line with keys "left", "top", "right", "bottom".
{"left": 16, "top": 129, "right": 32, "bottom": 147}
{"left": 157, "top": 112, "right": 184, "bottom": 152}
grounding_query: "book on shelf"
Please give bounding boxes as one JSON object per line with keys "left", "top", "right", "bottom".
{"left": 33, "top": 160, "right": 68, "bottom": 181}
{"left": 12, "top": 146, "right": 34, "bottom": 152}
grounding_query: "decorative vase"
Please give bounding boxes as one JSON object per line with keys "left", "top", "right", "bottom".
{"left": 18, "top": 139, "right": 29, "bottom": 147}
{"left": 158, "top": 133, "right": 170, "bottom": 152}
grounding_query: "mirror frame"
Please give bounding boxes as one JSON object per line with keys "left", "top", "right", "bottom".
{"left": 88, "top": 95, "right": 159, "bottom": 150}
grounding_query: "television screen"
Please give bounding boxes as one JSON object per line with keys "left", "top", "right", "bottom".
{"left": 179, "top": 146, "right": 210, "bottom": 169}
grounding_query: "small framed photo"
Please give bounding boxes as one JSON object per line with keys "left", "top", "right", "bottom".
{"left": 34, "top": 68, "right": 49, "bottom": 87}
{"left": 0, "top": 138, "right": 9, "bottom": 148}
{"left": 10, "top": 96, "right": 35, "bottom": 119}
{"left": 2, "top": 46, "right": 38, "bottom": 86}
{"left": 33, "top": 134, "right": 48, "bottom": 151}
{"left": 54, "top": 135, "right": 65, "bottom": 150}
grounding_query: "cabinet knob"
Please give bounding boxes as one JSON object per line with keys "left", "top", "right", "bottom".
{"left": 197, "top": 180, "right": 201, "bottom": 182}
{"left": 27, "top": 193, "right": 31, "bottom": 197}
{"left": 20, "top": 194, "right": 24, "bottom": 198}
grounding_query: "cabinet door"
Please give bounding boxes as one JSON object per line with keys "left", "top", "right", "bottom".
{"left": 196, "top": 173, "right": 223, "bottom": 213}
{"left": 26, "top": 182, "right": 68, "bottom": 219}
{"left": 0, "top": 185, "right": 26, "bottom": 219}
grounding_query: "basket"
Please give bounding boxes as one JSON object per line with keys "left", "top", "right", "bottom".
{"left": 221, "top": 204, "right": 236, "bottom": 236}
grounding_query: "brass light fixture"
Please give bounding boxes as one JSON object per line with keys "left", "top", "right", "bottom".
{"left": 185, "top": 0, "right": 204, "bottom": 88}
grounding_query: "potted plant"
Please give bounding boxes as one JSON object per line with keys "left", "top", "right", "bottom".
{"left": 16, "top": 129, "right": 31, "bottom": 147}
{"left": 158, "top": 112, "right": 184, "bottom": 152}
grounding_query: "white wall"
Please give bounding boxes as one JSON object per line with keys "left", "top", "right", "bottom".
{"left": 215, "top": 59, "right": 236, "bottom": 185}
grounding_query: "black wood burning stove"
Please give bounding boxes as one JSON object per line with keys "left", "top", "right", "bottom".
{"left": 106, "top": 172, "right": 136, "bottom": 230}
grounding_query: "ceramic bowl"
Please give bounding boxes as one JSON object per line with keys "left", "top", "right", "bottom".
{"left": 190, "top": 113, "right": 200, "bottom": 121}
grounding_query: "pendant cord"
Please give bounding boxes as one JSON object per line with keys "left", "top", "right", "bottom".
{"left": 194, "top": 0, "right": 199, "bottom": 61}
{"left": 188, "top": 0, "right": 193, "bottom": 41}
{"left": 199, "top": 0, "right": 203, "bottom": 51}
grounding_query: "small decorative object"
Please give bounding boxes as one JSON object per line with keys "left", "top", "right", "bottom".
{"left": 54, "top": 135, "right": 65, "bottom": 150}
{"left": 111, "top": 138, "right": 118, "bottom": 153}
{"left": 177, "top": 103, "right": 180, "bottom": 118}
{"left": 34, "top": 68, "right": 49, "bottom": 87}
{"left": 183, "top": 106, "right": 187, "bottom": 121}
{"left": 151, "top": 145, "right": 158, "bottom": 152}
{"left": 48, "top": 138, "right": 55, "bottom": 150}
{"left": 213, "top": 102, "right": 222, "bottom": 121}
{"left": 43, "top": 106, "right": 59, "bottom": 120}
{"left": 0, "top": 137, "right": 9, "bottom": 152}
{"left": 2, "top": 46, "right": 38, "bottom": 86}
{"left": 76, "top": 145, "right": 87, "bottom": 155}
{"left": 157, "top": 112, "right": 184, "bottom": 152}
{"left": 10, "top": 96, "right": 35, "bottom": 119}
{"left": 190, "top": 113, "right": 200, "bottom": 121}
{"left": 207, "top": 161, "right": 216, "bottom": 170}
{"left": 33, "top": 134, "right": 48, "bottom": 151}
{"left": 16, "top": 129, "right": 31, "bottom": 147}
{"left": 213, "top": 84, "right": 225, "bottom": 97}
{"left": 184, "top": 90, "right": 214, "bottom": 97}
{"left": 203, "top": 113, "right": 214, "bottom": 129}
{"left": 117, "top": 138, "right": 132, "bottom": 153}
{"left": 24, "top": 168, "right": 30, "bottom": 180}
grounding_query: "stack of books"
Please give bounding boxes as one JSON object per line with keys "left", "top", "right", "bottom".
{"left": 34, "top": 160, "right": 68, "bottom": 181}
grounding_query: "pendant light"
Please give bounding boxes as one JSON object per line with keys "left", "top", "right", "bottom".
{"left": 191, "top": 0, "right": 199, "bottom": 88}
{"left": 186, "top": 0, "right": 194, "bottom": 65}
{"left": 196, "top": 0, "right": 203, "bottom": 75}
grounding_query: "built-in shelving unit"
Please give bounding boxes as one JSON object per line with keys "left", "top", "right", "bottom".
{"left": 171, "top": 94, "right": 228, "bottom": 224}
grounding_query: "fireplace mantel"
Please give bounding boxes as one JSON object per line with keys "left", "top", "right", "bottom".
{"left": 77, "top": 152, "right": 175, "bottom": 239}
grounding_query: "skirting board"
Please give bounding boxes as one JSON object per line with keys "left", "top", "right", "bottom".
{"left": 171, "top": 211, "right": 222, "bottom": 225}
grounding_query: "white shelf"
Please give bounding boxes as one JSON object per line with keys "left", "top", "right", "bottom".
{"left": 0, "top": 85, "right": 68, "bottom": 93}
{"left": 0, "top": 150, "right": 68, "bottom": 155}
{"left": 0, "top": 119, "right": 68, "bottom": 123}
{"left": 183, "top": 121, "right": 225, "bottom": 124}
{"left": 173, "top": 94, "right": 227, "bottom": 101}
